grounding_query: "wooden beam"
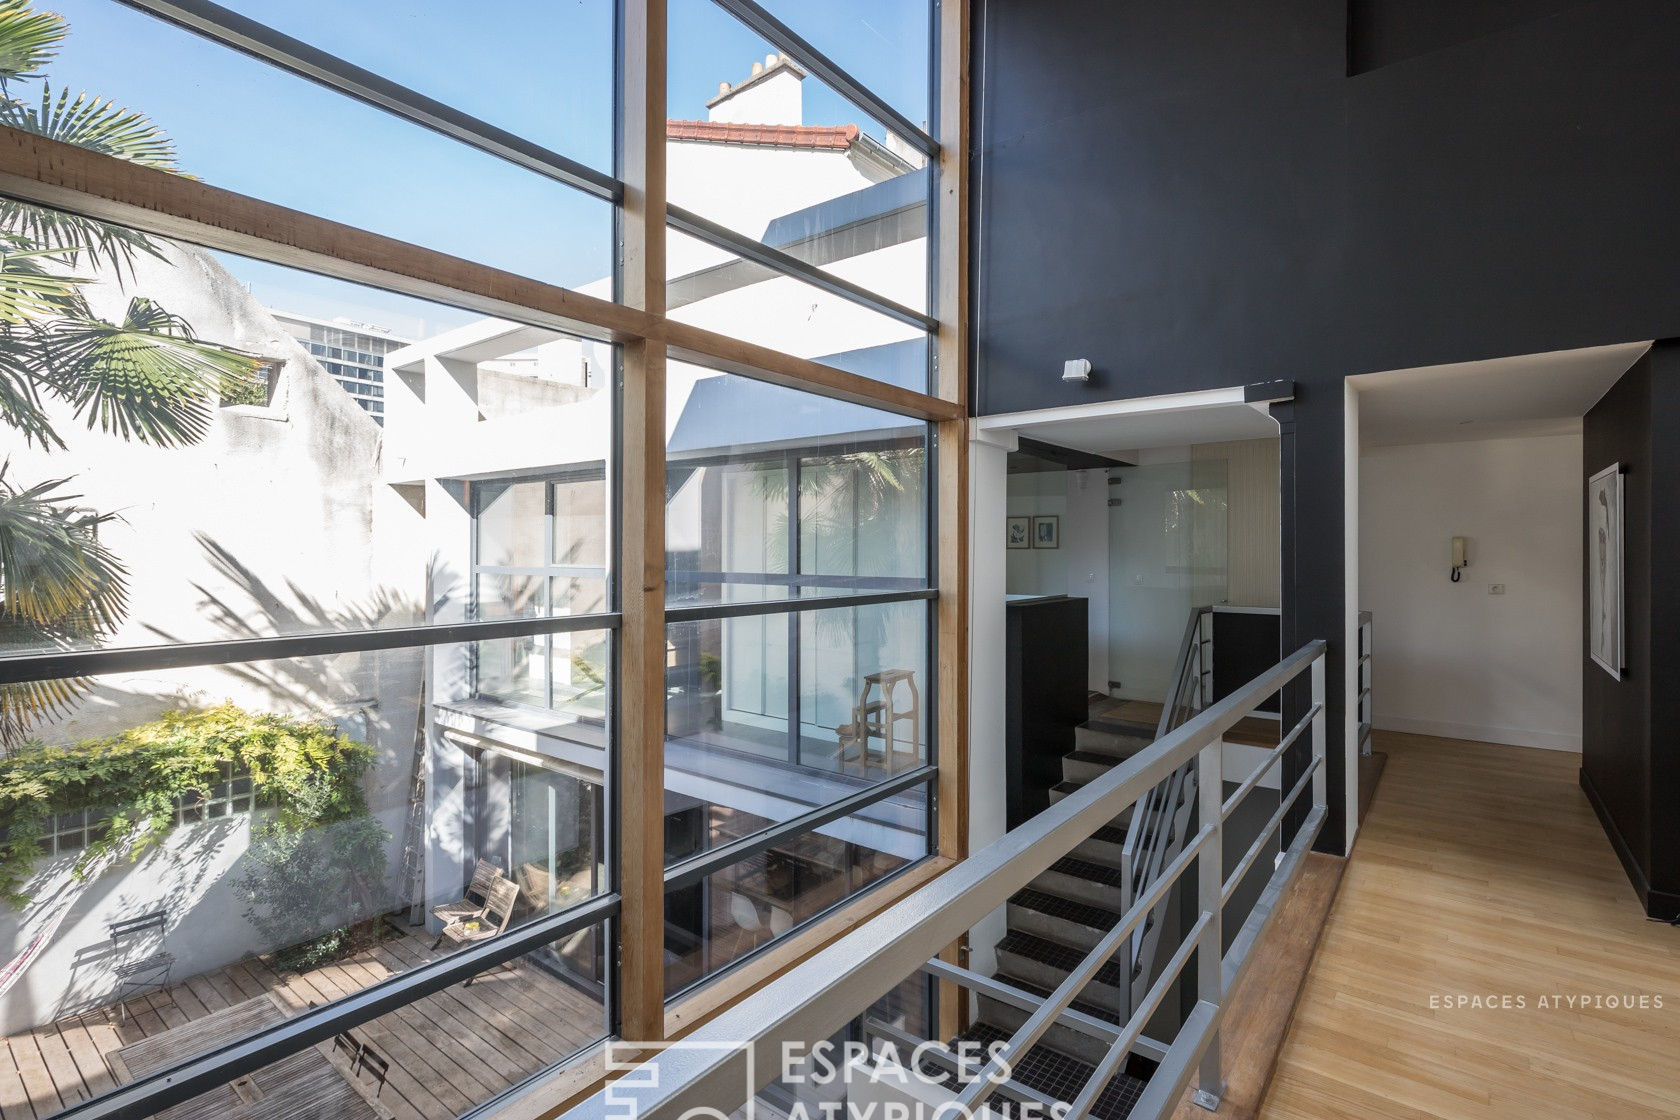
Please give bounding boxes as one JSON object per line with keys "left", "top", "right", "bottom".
{"left": 615, "top": 0, "right": 669, "bottom": 1045}
{"left": 934, "top": 0, "right": 973, "bottom": 1045}
{"left": 0, "top": 124, "right": 962, "bottom": 423}
{"left": 935, "top": 0, "right": 970, "bottom": 410}
{"left": 0, "top": 124, "right": 651, "bottom": 344}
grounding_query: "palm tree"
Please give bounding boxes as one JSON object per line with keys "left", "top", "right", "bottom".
{"left": 0, "top": 0, "right": 260, "bottom": 750}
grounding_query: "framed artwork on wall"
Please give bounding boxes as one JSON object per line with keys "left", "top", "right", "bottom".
{"left": 1032, "top": 516, "right": 1060, "bottom": 549}
{"left": 1007, "top": 516, "right": 1030, "bottom": 549}
{"left": 1588, "top": 462, "right": 1624, "bottom": 681}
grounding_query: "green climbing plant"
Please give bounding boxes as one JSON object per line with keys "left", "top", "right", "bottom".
{"left": 0, "top": 702, "right": 385, "bottom": 911}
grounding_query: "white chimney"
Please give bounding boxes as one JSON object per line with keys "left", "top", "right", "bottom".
{"left": 706, "top": 53, "right": 806, "bottom": 126}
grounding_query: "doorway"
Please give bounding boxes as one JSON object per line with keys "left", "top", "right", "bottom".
{"left": 1344, "top": 340, "right": 1650, "bottom": 836}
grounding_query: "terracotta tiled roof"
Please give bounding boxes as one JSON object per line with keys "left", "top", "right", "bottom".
{"left": 667, "top": 119, "right": 860, "bottom": 150}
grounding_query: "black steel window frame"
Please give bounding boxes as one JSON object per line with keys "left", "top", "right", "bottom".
{"left": 0, "top": 1, "right": 950, "bottom": 1116}
{"left": 47, "top": 892, "right": 622, "bottom": 1120}
{"left": 0, "top": 612, "right": 622, "bottom": 686}
{"left": 709, "top": 0, "right": 938, "bottom": 157}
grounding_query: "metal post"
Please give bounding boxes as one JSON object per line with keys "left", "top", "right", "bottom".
{"left": 1192, "top": 739, "right": 1224, "bottom": 1110}
{"left": 1311, "top": 654, "right": 1327, "bottom": 812}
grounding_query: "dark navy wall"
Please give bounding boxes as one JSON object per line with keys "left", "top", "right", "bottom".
{"left": 1581, "top": 346, "right": 1680, "bottom": 920}
{"left": 972, "top": 0, "right": 1680, "bottom": 857}
{"left": 1581, "top": 355, "right": 1652, "bottom": 908}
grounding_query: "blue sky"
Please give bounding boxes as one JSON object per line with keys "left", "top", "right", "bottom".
{"left": 36, "top": 0, "right": 928, "bottom": 340}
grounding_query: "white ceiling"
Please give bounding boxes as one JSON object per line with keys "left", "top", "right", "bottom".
{"left": 1007, "top": 401, "right": 1279, "bottom": 457}
{"left": 1353, "top": 341, "right": 1650, "bottom": 447}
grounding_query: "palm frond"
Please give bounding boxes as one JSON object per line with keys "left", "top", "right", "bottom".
{"left": 0, "top": 677, "right": 83, "bottom": 753}
{"left": 0, "top": 323, "right": 62, "bottom": 447}
{"left": 0, "top": 235, "right": 86, "bottom": 323}
{"left": 0, "top": 466, "right": 130, "bottom": 637}
{"left": 0, "top": 86, "right": 186, "bottom": 276}
{"left": 38, "top": 296, "right": 261, "bottom": 447}
{"left": 0, "top": 0, "right": 65, "bottom": 95}
{"left": 0, "top": 197, "right": 167, "bottom": 280}
{"left": 1, "top": 84, "right": 184, "bottom": 170}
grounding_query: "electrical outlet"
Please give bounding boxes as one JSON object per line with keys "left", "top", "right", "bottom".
{"left": 1489, "top": 583, "right": 1506, "bottom": 595}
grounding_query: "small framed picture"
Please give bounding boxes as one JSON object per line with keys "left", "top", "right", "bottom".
{"left": 1032, "top": 516, "right": 1060, "bottom": 549}
{"left": 1588, "top": 462, "right": 1624, "bottom": 680}
{"left": 1006, "top": 516, "right": 1030, "bottom": 549}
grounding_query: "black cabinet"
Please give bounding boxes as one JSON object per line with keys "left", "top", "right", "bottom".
{"left": 1005, "top": 596, "right": 1090, "bottom": 829}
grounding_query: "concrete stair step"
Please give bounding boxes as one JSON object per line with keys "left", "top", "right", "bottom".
{"left": 1073, "top": 823, "right": 1133, "bottom": 869}
{"left": 1007, "top": 887, "right": 1122, "bottom": 953}
{"left": 974, "top": 976, "right": 1125, "bottom": 1069}
{"left": 994, "top": 930, "right": 1128, "bottom": 1008}
{"left": 1074, "top": 718, "right": 1156, "bottom": 758}
{"left": 1047, "top": 783, "right": 1137, "bottom": 832}
{"left": 1062, "top": 749, "right": 1121, "bottom": 785}
{"left": 1032, "top": 855, "right": 1127, "bottom": 908}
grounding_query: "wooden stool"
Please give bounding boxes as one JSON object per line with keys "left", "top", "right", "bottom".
{"left": 837, "top": 669, "right": 922, "bottom": 775}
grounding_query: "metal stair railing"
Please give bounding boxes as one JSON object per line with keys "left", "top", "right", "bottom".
{"left": 1121, "top": 606, "right": 1212, "bottom": 1014}
{"left": 557, "top": 638, "right": 1329, "bottom": 1120}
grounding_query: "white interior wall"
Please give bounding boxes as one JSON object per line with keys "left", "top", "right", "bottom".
{"left": 1005, "top": 470, "right": 1069, "bottom": 595}
{"left": 1359, "top": 432, "right": 1584, "bottom": 752}
{"left": 1005, "top": 468, "right": 1110, "bottom": 691}
{"left": 967, "top": 433, "right": 1013, "bottom": 980}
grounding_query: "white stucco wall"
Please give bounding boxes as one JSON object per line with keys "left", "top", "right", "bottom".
{"left": 0, "top": 242, "right": 421, "bottom": 1031}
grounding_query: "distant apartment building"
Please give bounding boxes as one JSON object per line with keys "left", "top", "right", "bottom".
{"left": 267, "top": 309, "right": 410, "bottom": 425}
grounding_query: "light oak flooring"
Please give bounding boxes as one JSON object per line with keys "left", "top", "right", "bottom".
{"left": 1261, "top": 731, "right": 1680, "bottom": 1120}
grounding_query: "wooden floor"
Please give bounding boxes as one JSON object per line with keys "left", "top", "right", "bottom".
{"left": 1261, "top": 731, "right": 1680, "bottom": 1120}
{"left": 0, "top": 924, "right": 603, "bottom": 1120}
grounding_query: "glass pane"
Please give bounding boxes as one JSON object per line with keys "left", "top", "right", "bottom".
{"left": 665, "top": 597, "right": 929, "bottom": 857}
{"left": 220, "top": 0, "right": 615, "bottom": 173}
{"left": 798, "top": 599, "right": 929, "bottom": 772}
{"left": 664, "top": 783, "right": 929, "bottom": 996}
{"left": 41, "top": 0, "right": 611, "bottom": 286}
{"left": 668, "top": 229, "right": 929, "bottom": 386}
{"left": 667, "top": 1, "right": 931, "bottom": 317}
{"left": 666, "top": 360, "right": 930, "bottom": 607}
{"left": 1107, "top": 460, "right": 1230, "bottom": 703}
{"left": 91, "top": 925, "right": 608, "bottom": 1120}
{"left": 752, "top": 1, "right": 933, "bottom": 131}
{"left": 477, "top": 482, "right": 549, "bottom": 569}
{"left": 0, "top": 201, "right": 613, "bottom": 660}
{"left": 799, "top": 449, "right": 928, "bottom": 587}
{"left": 0, "top": 638, "right": 610, "bottom": 1080}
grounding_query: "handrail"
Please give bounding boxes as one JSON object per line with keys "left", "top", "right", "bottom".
{"left": 556, "top": 639, "right": 1328, "bottom": 1120}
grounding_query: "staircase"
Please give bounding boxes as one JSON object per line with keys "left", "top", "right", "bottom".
{"left": 935, "top": 712, "right": 1154, "bottom": 1116}
{"left": 941, "top": 612, "right": 1215, "bottom": 1117}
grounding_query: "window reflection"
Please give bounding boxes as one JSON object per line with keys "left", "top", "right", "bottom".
{"left": 664, "top": 784, "right": 926, "bottom": 996}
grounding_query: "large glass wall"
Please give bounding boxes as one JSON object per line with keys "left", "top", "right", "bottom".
{"left": 0, "top": 0, "right": 947, "bottom": 1116}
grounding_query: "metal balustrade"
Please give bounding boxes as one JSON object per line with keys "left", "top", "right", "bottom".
{"left": 555, "top": 639, "right": 1329, "bottom": 1120}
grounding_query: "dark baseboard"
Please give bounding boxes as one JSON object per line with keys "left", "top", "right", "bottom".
{"left": 1579, "top": 766, "right": 1666, "bottom": 917}
{"left": 1650, "top": 887, "right": 1680, "bottom": 923}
